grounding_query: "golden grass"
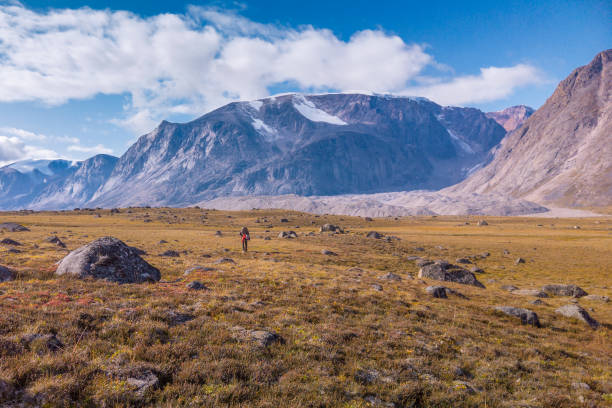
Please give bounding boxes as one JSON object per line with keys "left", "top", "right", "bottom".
{"left": 0, "top": 207, "right": 611, "bottom": 407}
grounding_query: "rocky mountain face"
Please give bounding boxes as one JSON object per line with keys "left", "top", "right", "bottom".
{"left": 0, "top": 155, "right": 118, "bottom": 210}
{"left": 486, "top": 105, "right": 534, "bottom": 132}
{"left": 448, "top": 49, "right": 612, "bottom": 207}
{"left": 89, "top": 93, "right": 505, "bottom": 207}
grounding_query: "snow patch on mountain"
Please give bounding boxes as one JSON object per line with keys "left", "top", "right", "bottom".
{"left": 292, "top": 95, "right": 347, "bottom": 125}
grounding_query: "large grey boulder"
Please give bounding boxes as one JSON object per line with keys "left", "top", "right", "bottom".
{"left": 495, "top": 306, "right": 540, "bottom": 327}
{"left": 0, "top": 223, "right": 29, "bottom": 232}
{"left": 555, "top": 304, "right": 599, "bottom": 329}
{"left": 0, "top": 265, "right": 15, "bottom": 282}
{"left": 542, "top": 284, "right": 588, "bottom": 298}
{"left": 320, "top": 224, "right": 344, "bottom": 233}
{"left": 418, "top": 260, "right": 485, "bottom": 288}
{"left": 55, "top": 237, "right": 160, "bottom": 283}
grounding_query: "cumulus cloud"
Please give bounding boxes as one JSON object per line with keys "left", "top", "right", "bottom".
{"left": 0, "top": 4, "right": 545, "bottom": 135}
{"left": 403, "top": 64, "right": 544, "bottom": 106}
{"left": 0, "top": 135, "right": 60, "bottom": 166}
{"left": 67, "top": 144, "right": 114, "bottom": 155}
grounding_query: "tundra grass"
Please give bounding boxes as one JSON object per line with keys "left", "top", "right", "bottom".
{"left": 0, "top": 208, "right": 611, "bottom": 407}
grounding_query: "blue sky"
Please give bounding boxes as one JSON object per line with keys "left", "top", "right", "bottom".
{"left": 0, "top": 0, "right": 609, "bottom": 164}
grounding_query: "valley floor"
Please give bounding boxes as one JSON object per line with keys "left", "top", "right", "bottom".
{"left": 0, "top": 208, "right": 611, "bottom": 407}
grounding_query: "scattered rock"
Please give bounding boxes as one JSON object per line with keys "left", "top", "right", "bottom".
{"left": 0, "top": 223, "right": 29, "bottom": 232}
{"left": 126, "top": 371, "right": 159, "bottom": 396}
{"left": 159, "top": 250, "right": 180, "bottom": 257}
{"left": 366, "top": 231, "right": 384, "bottom": 239}
{"left": 469, "top": 266, "right": 484, "bottom": 273}
{"left": 215, "top": 231, "right": 222, "bottom": 236}
{"left": 232, "top": 326, "right": 285, "bottom": 347}
{"left": 7, "top": 248, "right": 20, "bottom": 253}
{"left": 456, "top": 258, "right": 472, "bottom": 264}
{"left": 477, "top": 220, "right": 488, "bottom": 226}
{"left": 481, "top": 252, "right": 490, "bottom": 257}
{"left": 371, "top": 284, "right": 383, "bottom": 291}
{"left": 583, "top": 294, "right": 610, "bottom": 302}
{"left": 320, "top": 224, "right": 344, "bottom": 233}
{"left": 515, "top": 258, "right": 525, "bottom": 264}
{"left": 380, "top": 272, "right": 401, "bottom": 281}
{"left": 426, "top": 286, "right": 448, "bottom": 298}
{"left": 184, "top": 265, "right": 215, "bottom": 275}
{"left": 364, "top": 217, "right": 373, "bottom": 222}
{"left": 55, "top": 237, "right": 161, "bottom": 283}
{"left": 542, "top": 284, "right": 588, "bottom": 298}
{"left": 511, "top": 289, "right": 549, "bottom": 298}
{"left": 280, "top": 218, "right": 289, "bottom": 223}
{"left": 555, "top": 304, "right": 599, "bottom": 329}
{"left": 494, "top": 306, "right": 540, "bottom": 327}
{"left": 0, "top": 265, "right": 15, "bottom": 282}
{"left": 164, "top": 310, "right": 195, "bottom": 326}
{"left": 186, "top": 281, "right": 208, "bottom": 290}
{"left": 158, "top": 240, "right": 168, "bottom": 244}
{"left": 278, "top": 231, "right": 298, "bottom": 239}
{"left": 45, "top": 236, "right": 66, "bottom": 248}
{"left": 418, "top": 260, "right": 485, "bottom": 288}
{"left": 321, "top": 249, "right": 337, "bottom": 256}
{"left": 0, "top": 378, "right": 14, "bottom": 401}
{"left": 0, "top": 238, "right": 21, "bottom": 246}
{"left": 214, "top": 257, "right": 236, "bottom": 264}
{"left": 406, "top": 256, "right": 422, "bottom": 261}
{"left": 529, "top": 299, "right": 544, "bottom": 305}
{"left": 110, "top": 208, "right": 120, "bottom": 214}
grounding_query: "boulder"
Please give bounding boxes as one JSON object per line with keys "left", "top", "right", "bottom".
{"left": 456, "top": 258, "right": 472, "bottom": 264}
{"left": 426, "top": 286, "right": 448, "bottom": 298}
{"left": 320, "top": 224, "right": 344, "bottom": 233}
{"left": 555, "top": 304, "right": 599, "bottom": 329}
{"left": 186, "top": 281, "right": 208, "bottom": 290}
{"left": 0, "top": 223, "right": 29, "bottom": 232}
{"left": 0, "top": 238, "right": 21, "bottom": 246}
{"left": 231, "top": 326, "right": 285, "bottom": 347}
{"left": 380, "top": 272, "right": 401, "bottom": 281}
{"left": 494, "top": 306, "right": 540, "bottom": 327}
{"left": 418, "top": 261, "right": 485, "bottom": 288}
{"left": 45, "top": 236, "right": 66, "bottom": 248}
{"left": 321, "top": 249, "right": 337, "bottom": 256}
{"left": 366, "top": 231, "right": 384, "bottom": 239}
{"left": 511, "top": 289, "right": 549, "bottom": 298}
{"left": 278, "top": 231, "right": 298, "bottom": 239}
{"left": 0, "top": 265, "right": 15, "bottom": 282}
{"left": 214, "top": 257, "right": 236, "bottom": 264}
{"left": 55, "top": 237, "right": 160, "bottom": 283}
{"left": 159, "top": 250, "right": 180, "bottom": 257}
{"left": 583, "top": 294, "right": 610, "bottom": 302}
{"left": 542, "top": 284, "right": 588, "bottom": 298}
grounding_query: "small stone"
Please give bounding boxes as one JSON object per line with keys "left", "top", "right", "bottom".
{"left": 159, "top": 250, "right": 180, "bottom": 257}
{"left": 321, "top": 249, "right": 337, "bottom": 256}
{"left": 366, "top": 231, "right": 384, "bottom": 239}
{"left": 501, "top": 285, "right": 519, "bottom": 292}
{"left": 494, "top": 306, "right": 540, "bottom": 327}
{"left": 426, "top": 286, "right": 448, "bottom": 298}
{"left": 371, "top": 284, "right": 383, "bottom": 291}
{"left": 380, "top": 272, "right": 401, "bottom": 281}
{"left": 456, "top": 258, "right": 472, "bottom": 264}
{"left": 214, "top": 257, "right": 236, "bottom": 264}
{"left": 354, "top": 368, "right": 380, "bottom": 385}
{"left": 477, "top": 220, "right": 488, "bottom": 226}
{"left": 186, "top": 281, "right": 208, "bottom": 290}
{"left": 584, "top": 294, "right": 609, "bottom": 302}
{"left": 571, "top": 382, "right": 590, "bottom": 390}
{"left": 515, "top": 258, "right": 525, "bottom": 264}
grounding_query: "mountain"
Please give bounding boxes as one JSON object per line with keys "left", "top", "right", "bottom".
{"left": 486, "top": 105, "right": 534, "bottom": 132}
{"left": 89, "top": 93, "right": 505, "bottom": 207}
{"left": 448, "top": 49, "right": 612, "bottom": 207}
{"left": 0, "top": 155, "right": 118, "bottom": 210}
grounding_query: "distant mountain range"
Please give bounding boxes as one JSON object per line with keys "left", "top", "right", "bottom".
{"left": 0, "top": 48, "right": 609, "bottom": 214}
{"left": 1, "top": 93, "right": 508, "bottom": 210}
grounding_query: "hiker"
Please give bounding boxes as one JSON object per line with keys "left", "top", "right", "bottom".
{"left": 240, "top": 226, "right": 250, "bottom": 252}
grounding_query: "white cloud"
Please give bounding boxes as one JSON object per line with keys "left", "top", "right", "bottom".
{"left": 67, "top": 144, "right": 114, "bottom": 155}
{"left": 0, "top": 135, "right": 60, "bottom": 166}
{"left": 403, "top": 64, "right": 544, "bottom": 106}
{"left": 0, "top": 127, "right": 47, "bottom": 141}
{"left": 0, "top": 4, "right": 545, "bottom": 135}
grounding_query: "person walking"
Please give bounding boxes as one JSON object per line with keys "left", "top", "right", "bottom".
{"left": 240, "top": 226, "right": 250, "bottom": 252}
